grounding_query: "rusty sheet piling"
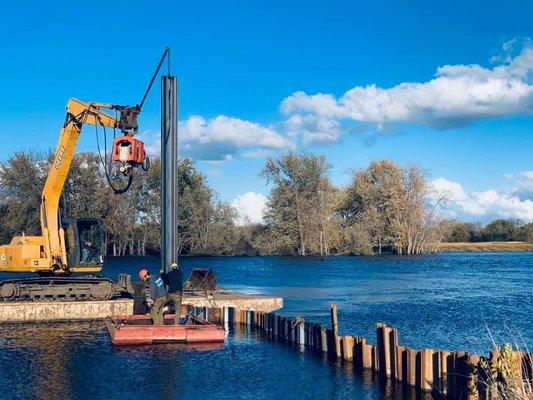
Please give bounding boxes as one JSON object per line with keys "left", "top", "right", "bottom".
{"left": 198, "top": 304, "right": 533, "bottom": 400}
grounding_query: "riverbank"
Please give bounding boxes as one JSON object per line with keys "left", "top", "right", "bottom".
{"left": 104, "top": 241, "right": 533, "bottom": 258}
{"left": 438, "top": 241, "right": 533, "bottom": 252}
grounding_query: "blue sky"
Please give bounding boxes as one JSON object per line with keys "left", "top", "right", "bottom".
{"left": 0, "top": 1, "right": 532, "bottom": 223}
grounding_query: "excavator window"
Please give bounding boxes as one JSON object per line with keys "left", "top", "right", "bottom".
{"left": 62, "top": 218, "right": 104, "bottom": 268}
{"left": 77, "top": 220, "right": 103, "bottom": 265}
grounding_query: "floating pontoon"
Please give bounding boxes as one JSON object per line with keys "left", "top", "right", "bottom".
{"left": 105, "top": 314, "right": 225, "bottom": 345}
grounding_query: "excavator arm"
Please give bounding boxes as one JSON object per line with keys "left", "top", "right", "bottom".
{"left": 0, "top": 98, "right": 144, "bottom": 274}
{"left": 41, "top": 99, "right": 139, "bottom": 271}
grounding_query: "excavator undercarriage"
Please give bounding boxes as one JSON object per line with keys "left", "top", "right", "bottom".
{"left": 0, "top": 274, "right": 134, "bottom": 302}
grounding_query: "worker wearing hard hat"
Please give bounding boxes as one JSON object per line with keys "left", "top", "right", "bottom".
{"left": 162, "top": 263, "right": 183, "bottom": 325}
{"left": 138, "top": 268, "right": 168, "bottom": 325}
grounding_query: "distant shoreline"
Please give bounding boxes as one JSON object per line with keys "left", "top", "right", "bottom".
{"left": 437, "top": 241, "right": 533, "bottom": 252}
{"left": 105, "top": 242, "right": 533, "bottom": 259}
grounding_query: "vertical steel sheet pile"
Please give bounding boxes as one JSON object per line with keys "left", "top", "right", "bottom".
{"left": 161, "top": 75, "right": 178, "bottom": 274}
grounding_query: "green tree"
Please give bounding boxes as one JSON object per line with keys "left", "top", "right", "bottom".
{"left": 62, "top": 152, "right": 108, "bottom": 219}
{"left": 342, "top": 160, "right": 403, "bottom": 253}
{"left": 342, "top": 160, "right": 443, "bottom": 255}
{"left": 482, "top": 219, "right": 522, "bottom": 241}
{"left": 444, "top": 221, "right": 471, "bottom": 242}
{"left": 261, "top": 152, "right": 340, "bottom": 255}
{"left": 205, "top": 202, "right": 239, "bottom": 254}
{"left": 518, "top": 222, "right": 533, "bottom": 242}
{"left": 443, "top": 221, "right": 490, "bottom": 243}
{"left": 0, "top": 151, "right": 48, "bottom": 240}
{"left": 178, "top": 158, "right": 214, "bottom": 253}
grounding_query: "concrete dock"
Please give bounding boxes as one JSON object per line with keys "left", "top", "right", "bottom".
{"left": 0, "top": 290, "right": 283, "bottom": 323}
{"left": 0, "top": 299, "right": 134, "bottom": 323}
{"left": 183, "top": 290, "right": 283, "bottom": 312}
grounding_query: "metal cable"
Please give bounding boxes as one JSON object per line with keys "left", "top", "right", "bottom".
{"left": 94, "top": 117, "right": 132, "bottom": 194}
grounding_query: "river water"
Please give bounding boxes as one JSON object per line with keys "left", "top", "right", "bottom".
{"left": 0, "top": 253, "right": 531, "bottom": 399}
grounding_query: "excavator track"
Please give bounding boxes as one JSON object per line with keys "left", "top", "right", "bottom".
{"left": 0, "top": 275, "right": 128, "bottom": 301}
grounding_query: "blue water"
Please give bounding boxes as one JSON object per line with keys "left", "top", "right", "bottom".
{"left": 0, "top": 253, "right": 531, "bottom": 399}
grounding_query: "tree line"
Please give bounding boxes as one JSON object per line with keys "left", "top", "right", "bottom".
{"left": 0, "top": 151, "right": 239, "bottom": 257}
{"left": 1, "top": 150, "right": 530, "bottom": 257}
{"left": 260, "top": 154, "right": 444, "bottom": 255}
{"left": 444, "top": 219, "right": 533, "bottom": 243}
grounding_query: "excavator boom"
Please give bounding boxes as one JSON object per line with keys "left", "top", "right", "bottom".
{"left": 42, "top": 99, "right": 121, "bottom": 271}
{"left": 0, "top": 99, "right": 144, "bottom": 276}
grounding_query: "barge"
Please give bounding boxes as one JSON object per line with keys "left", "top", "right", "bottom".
{"left": 105, "top": 314, "right": 225, "bottom": 345}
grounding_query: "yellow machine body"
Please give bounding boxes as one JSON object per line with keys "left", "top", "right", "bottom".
{"left": 0, "top": 99, "right": 132, "bottom": 274}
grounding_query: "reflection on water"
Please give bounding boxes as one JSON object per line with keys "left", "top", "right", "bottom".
{"left": 0, "top": 323, "right": 91, "bottom": 400}
{"left": 0, "top": 253, "right": 531, "bottom": 399}
{"left": 0, "top": 322, "right": 436, "bottom": 400}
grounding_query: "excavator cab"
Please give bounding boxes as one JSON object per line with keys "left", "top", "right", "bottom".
{"left": 62, "top": 218, "right": 104, "bottom": 270}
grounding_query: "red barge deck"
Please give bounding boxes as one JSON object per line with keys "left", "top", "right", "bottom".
{"left": 106, "top": 314, "right": 225, "bottom": 345}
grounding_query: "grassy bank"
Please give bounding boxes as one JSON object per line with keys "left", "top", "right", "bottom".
{"left": 438, "top": 241, "right": 533, "bottom": 252}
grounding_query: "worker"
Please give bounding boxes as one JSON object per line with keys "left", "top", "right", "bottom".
{"left": 162, "top": 263, "right": 183, "bottom": 324}
{"left": 137, "top": 268, "right": 167, "bottom": 325}
{"left": 81, "top": 240, "right": 93, "bottom": 262}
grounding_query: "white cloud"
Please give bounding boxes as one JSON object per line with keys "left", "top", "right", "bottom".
{"left": 522, "top": 170, "right": 533, "bottom": 180}
{"left": 137, "top": 130, "right": 160, "bottom": 156}
{"left": 431, "top": 177, "right": 468, "bottom": 200}
{"left": 231, "top": 191, "right": 267, "bottom": 225}
{"left": 284, "top": 114, "right": 341, "bottom": 145}
{"left": 512, "top": 170, "right": 533, "bottom": 201}
{"left": 138, "top": 117, "right": 293, "bottom": 161}
{"left": 281, "top": 44, "right": 533, "bottom": 143}
{"left": 180, "top": 115, "right": 293, "bottom": 161}
{"left": 242, "top": 149, "right": 273, "bottom": 158}
{"left": 140, "top": 41, "right": 532, "bottom": 158}
{"left": 430, "top": 177, "right": 533, "bottom": 221}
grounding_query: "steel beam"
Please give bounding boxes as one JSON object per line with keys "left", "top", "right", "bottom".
{"left": 161, "top": 75, "right": 178, "bottom": 273}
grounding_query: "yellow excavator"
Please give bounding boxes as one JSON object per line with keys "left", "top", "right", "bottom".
{"left": 0, "top": 49, "right": 173, "bottom": 301}
{"left": 0, "top": 99, "right": 147, "bottom": 301}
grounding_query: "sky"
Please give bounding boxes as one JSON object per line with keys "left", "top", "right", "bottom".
{"left": 0, "top": 0, "right": 532, "bottom": 224}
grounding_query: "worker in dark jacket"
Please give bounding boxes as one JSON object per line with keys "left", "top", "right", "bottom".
{"left": 138, "top": 268, "right": 168, "bottom": 325}
{"left": 162, "top": 263, "right": 183, "bottom": 324}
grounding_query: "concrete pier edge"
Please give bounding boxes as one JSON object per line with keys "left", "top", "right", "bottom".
{"left": 0, "top": 299, "right": 134, "bottom": 323}
{"left": 0, "top": 292, "right": 283, "bottom": 323}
